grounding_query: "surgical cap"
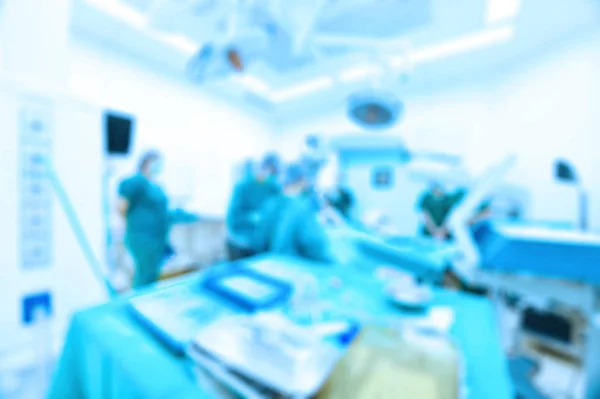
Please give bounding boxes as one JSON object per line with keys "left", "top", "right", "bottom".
{"left": 138, "top": 150, "right": 161, "bottom": 172}
{"left": 261, "top": 152, "right": 281, "bottom": 174}
{"left": 306, "top": 135, "right": 320, "bottom": 148}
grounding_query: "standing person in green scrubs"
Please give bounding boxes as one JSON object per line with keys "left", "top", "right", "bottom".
{"left": 225, "top": 153, "right": 281, "bottom": 260}
{"left": 117, "top": 151, "right": 198, "bottom": 288}
{"left": 418, "top": 182, "right": 455, "bottom": 241}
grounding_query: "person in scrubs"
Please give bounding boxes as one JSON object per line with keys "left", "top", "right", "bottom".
{"left": 117, "top": 151, "right": 197, "bottom": 288}
{"left": 301, "top": 134, "right": 329, "bottom": 188}
{"left": 326, "top": 173, "right": 355, "bottom": 221}
{"left": 225, "top": 153, "right": 282, "bottom": 260}
{"left": 257, "top": 163, "right": 334, "bottom": 263}
{"left": 418, "top": 182, "right": 456, "bottom": 241}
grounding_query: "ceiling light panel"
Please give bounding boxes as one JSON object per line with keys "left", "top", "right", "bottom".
{"left": 270, "top": 77, "right": 334, "bottom": 102}
{"left": 339, "top": 64, "right": 383, "bottom": 83}
{"left": 85, "top": 0, "right": 146, "bottom": 28}
{"left": 486, "top": 0, "right": 521, "bottom": 24}
{"left": 410, "top": 26, "right": 515, "bottom": 64}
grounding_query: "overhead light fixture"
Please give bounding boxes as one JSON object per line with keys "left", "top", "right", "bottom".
{"left": 486, "top": 0, "right": 521, "bottom": 24}
{"left": 339, "top": 64, "right": 383, "bottom": 83}
{"left": 85, "top": 0, "right": 146, "bottom": 29}
{"left": 408, "top": 26, "right": 515, "bottom": 65}
{"left": 269, "top": 77, "right": 334, "bottom": 102}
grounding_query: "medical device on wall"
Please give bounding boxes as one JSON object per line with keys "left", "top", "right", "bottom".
{"left": 186, "top": 43, "right": 247, "bottom": 82}
{"left": 554, "top": 159, "right": 589, "bottom": 231}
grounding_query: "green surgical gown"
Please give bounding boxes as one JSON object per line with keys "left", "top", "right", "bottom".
{"left": 226, "top": 177, "right": 280, "bottom": 250}
{"left": 119, "top": 174, "right": 170, "bottom": 288}
{"left": 418, "top": 192, "right": 455, "bottom": 237}
{"left": 418, "top": 189, "right": 491, "bottom": 238}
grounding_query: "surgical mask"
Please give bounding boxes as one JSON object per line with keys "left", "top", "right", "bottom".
{"left": 149, "top": 159, "right": 164, "bottom": 176}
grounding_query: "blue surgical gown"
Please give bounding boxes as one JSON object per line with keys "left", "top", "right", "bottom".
{"left": 226, "top": 177, "right": 280, "bottom": 250}
{"left": 258, "top": 195, "right": 334, "bottom": 263}
{"left": 119, "top": 174, "right": 197, "bottom": 288}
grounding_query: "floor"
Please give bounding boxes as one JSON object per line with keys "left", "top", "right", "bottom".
{"left": 0, "top": 361, "right": 54, "bottom": 399}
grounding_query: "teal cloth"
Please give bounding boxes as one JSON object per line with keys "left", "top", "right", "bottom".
{"left": 48, "top": 254, "right": 513, "bottom": 399}
{"left": 119, "top": 174, "right": 199, "bottom": 288}
{"left": 226, "top": 177, "right": 280, "bottom": 248}
{"left": 260, "top": 195, "right": 333, "bottom": 263}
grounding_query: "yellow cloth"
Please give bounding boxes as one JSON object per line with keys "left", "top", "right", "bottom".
{"left": 317, "top": 326, "right": 460, "bottom": 399}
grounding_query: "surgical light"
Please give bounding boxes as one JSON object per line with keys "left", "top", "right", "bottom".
{"left": 347, "top": 90, "right": 404, "bottom": 129}
{"left": 486, "top": 0, "right": 521, "bottom": 25}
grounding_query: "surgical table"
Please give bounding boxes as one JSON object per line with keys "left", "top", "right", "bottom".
{"left": 48, "top": 255, "right": 513, "bottom": 399}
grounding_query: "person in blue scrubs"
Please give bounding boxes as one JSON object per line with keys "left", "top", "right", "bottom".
{"left": 226, "top": 153, "right": 282, "bottom": 260}
{"left": 256, "top": 163, "right": 334, "bottom": 263}
{"left": 117, "top": 151, "right": 197, "bottom": 288}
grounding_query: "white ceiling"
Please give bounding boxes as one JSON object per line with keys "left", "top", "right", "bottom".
{"left": 72, "top": 0, "right": 600, "bottom": 119}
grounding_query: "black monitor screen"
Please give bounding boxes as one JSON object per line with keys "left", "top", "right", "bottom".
{"left": 105, "top": 112, "right": 134, "bottom": 155}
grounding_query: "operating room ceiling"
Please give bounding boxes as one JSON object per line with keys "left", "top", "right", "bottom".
{"left": 72, "top": 0, "right": 600, "bottom": 120}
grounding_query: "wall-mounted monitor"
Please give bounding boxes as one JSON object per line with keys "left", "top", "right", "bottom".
{"left": 104, "top": 112, "right": 134, "bottom": 155}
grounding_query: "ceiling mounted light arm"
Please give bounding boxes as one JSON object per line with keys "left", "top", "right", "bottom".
{"left": 290, "top": 0, "right": 328, "bottom": 57}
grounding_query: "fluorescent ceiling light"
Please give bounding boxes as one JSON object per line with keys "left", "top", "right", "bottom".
{"left": 486, "top": 0, "right": 521, "bottom": 24}
{"left": 409, "top": 26, "right": 515, "bottom": 65}
{"left": 152, "top": 33, "right": 199, "bottom": 55}
{"left": 389, "top": 56, "right": 409, "bottom": 69}
{"left": 86, "top": 0, "right": 199, "bottom": 56}
{"left": 270, "top": 77, "right": 334, "bottom": 102}
{"left": 85, "top": 0, "right": 146, "bottom": 28}
{"left": 238, "top": 27, "right": 513, "bottom": 102}
{"left": 232, "top": 75, "right": 272, "bottom": 96}
{"left": 339, "top": 64, "right": 382, "bottom": 83}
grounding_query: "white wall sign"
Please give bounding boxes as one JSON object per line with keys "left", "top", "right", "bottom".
{"left": 19, "top": 99, "right": 53, "bottom": 269}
